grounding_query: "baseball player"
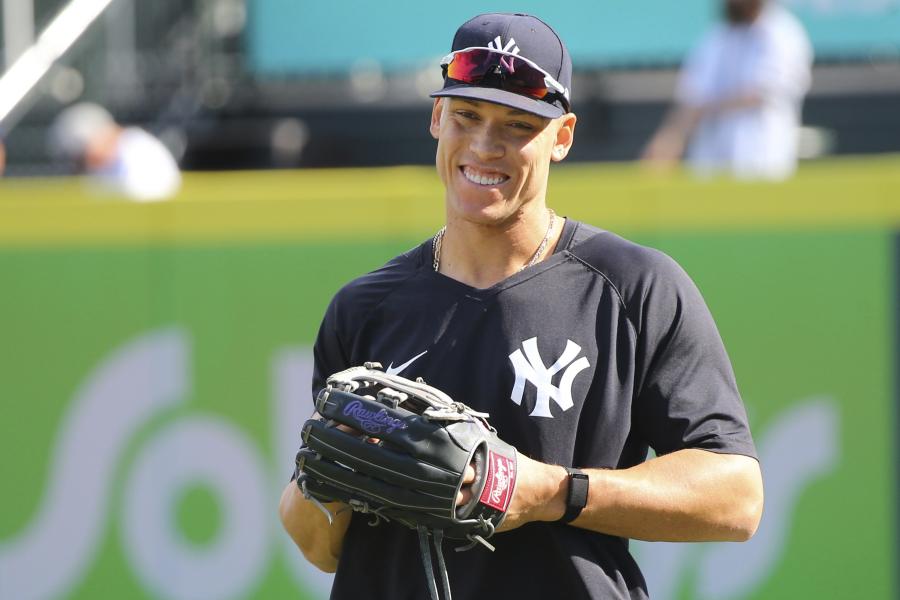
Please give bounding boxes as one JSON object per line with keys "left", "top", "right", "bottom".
{"left": 281, "top": 13, "right": 763, "bottom": 600}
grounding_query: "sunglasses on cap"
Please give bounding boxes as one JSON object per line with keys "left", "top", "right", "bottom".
{"left": 440, "top": 47, "right": 570, "bottom": 110}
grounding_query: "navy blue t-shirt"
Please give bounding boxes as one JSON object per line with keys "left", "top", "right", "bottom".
{"left": 309, "top": 219, "right": 756, "bottom": 600}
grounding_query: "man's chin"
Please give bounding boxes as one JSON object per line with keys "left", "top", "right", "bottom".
{"left": 448, "top": 202, "right": 516, "bottom": 228}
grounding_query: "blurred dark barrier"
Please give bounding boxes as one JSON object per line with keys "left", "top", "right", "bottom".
{"left": 175, "top": 90, "right": 900, "bottom": 170}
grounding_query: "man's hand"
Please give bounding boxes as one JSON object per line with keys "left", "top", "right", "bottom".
{"left": 457, "top": 464, "right": 476, "bottom": 506}
{"left": 455, "top": 453, "right": 567, "bottom": 532}
{"left": 279, "top": 482, "right": 351, "bottom": 573}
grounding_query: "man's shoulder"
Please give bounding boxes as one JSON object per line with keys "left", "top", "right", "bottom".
{"left": 564, "top": 221, "right": 690, "bottom": 305}
{"left": 332, "top": 241, "right": 427, "bottom": 311}
{"left": 567, "top": 222, "right": 680, "bottom": 276}
{"left": 758, "top": 5, "right": 812, "bottom": 52}
{"left": 761, "top": 4, "right": 807, "bottom": 32}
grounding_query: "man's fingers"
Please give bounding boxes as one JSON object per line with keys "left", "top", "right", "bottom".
{"left": 336, "top": 423, "right": 380, "bottom": 443}
{"left": 456, "top": 464, "right": 477, "bottom": 505}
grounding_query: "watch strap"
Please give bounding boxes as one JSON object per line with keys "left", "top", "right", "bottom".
{"left": 560, "top": 467, "right": 589, "bottom": 524}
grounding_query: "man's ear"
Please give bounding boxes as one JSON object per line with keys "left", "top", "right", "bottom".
{"left": 429, "top": 99, "right": 444, "bottom": 140}
{"left": 551, "top": 113, "right": 577, "bottom": 162}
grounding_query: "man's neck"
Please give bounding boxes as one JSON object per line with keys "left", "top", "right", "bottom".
{"left": 436, "top": 208, "right": 565, "bottom": 289}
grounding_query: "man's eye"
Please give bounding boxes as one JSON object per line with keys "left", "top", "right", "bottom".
{"left": 510, "top": 121, "right": 535, "bottom": 130}
{"left": 456, "top": 111, "right": 478, "bottom": 120}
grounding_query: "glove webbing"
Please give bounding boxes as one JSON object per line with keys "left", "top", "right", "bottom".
{"left": 418, "top": 527, "right": 452, "bottom": 600}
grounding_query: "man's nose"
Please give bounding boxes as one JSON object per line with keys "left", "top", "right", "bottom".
{"left": 469, "top": 125, "right": 504, "bottom": 160}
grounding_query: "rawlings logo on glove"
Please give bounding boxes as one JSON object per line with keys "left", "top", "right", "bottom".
{"left": 483, "top": 452, "right": 515, "bottom": 511}
{"left": 342, "top": 399, "right": 408, "bottom": 435}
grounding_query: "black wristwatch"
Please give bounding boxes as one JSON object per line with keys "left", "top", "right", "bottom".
{"left": 559, "top": 467, "right": 589, "bottom": 524}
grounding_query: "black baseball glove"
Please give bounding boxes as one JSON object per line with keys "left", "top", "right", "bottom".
{"left": 295, "top": 363, "right": 518, "bottom": 600}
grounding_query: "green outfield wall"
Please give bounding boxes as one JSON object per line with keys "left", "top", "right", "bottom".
{"left": 1, "top": 158, "right": 898, "bottom": 599}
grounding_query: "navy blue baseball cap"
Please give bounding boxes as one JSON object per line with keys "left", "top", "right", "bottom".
{"left": 431, "top": 13, "right": 572, "bottom": 118}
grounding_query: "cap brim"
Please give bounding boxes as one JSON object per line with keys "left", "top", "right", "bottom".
{"left": 430, "top": 84, "right": 565, "bottom": 119}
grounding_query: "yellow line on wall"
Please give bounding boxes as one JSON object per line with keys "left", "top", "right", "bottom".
{"left": 1, "top": 157, "right": 899, "bottom": 246}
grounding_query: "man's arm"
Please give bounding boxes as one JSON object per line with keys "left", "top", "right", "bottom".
{"left": 279, "top": 482, "right": 352, "bottom": 572}
{"left": 641, "top": 93, "right": 764, "bottom": 167}
{"left": 500, "top": 448, "right": 763, "bottom": 542}
{"left": 640, "top": 105, "right": 704, "bottom": 167}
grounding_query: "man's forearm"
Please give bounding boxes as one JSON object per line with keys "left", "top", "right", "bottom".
{"left": 705, "top": 91, "right": 764, "bottom": 116}
{"left": 509, "top": 449, "right": 763, "bottom": 542}
{"left": 279, "top": 482, "right": 352, "bottom": 572}
{"left": 640, "top": 105, "right": 705, "bottom": 164}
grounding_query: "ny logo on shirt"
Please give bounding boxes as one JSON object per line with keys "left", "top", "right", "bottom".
{"left": 508, "top": 337, "right": 590, "bottom": 418}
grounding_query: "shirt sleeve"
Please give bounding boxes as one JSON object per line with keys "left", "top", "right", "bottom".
{"left": 675, "top": 31, "right": 721, "bottom": 107}
{"left": 311, "top": 294, "right": 352, "bottom": 406}
{"left": 633, "top": 254, "right": 757, "bottom": 459}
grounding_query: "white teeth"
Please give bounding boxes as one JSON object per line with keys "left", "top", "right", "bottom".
{"left": 463, "top": 167, "right": 507, "bottom": 186}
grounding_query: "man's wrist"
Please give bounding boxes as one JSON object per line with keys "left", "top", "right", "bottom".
{"left": 537, "top": 464, "right": 569, "bottom": 522}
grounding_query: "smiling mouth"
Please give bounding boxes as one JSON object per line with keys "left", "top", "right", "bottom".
{"left": 461, "top": 166, "right": 509, "bottom": 186}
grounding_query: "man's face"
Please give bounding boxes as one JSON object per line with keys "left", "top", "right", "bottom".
{"left": 724, "top": 0, "right": 764, "bottom": 24}
{"left": 429, "top": 97, "right": 575, "bottom": 227}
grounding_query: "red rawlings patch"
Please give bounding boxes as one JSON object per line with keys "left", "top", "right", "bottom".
{"left": 479, "top": 451, "right": 516, "bottom": 512}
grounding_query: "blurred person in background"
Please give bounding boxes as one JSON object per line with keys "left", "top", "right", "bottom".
{"left": 48, "top": 102, "right": 181, "bottom": 201}
{"left": 0, "top": 140, "right": 5, "bottom": 176}
{"left": 642, "top": 0, "right": 812, "bottom": 180}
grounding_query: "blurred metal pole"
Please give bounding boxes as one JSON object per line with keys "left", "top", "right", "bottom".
{"left": 0, "top": 0, "right": 117, "bottom": 133}
{"left": 3, "top": 0, "right": 34, "bottom": 69}
{"left": 105, "top": 0, "right": 137, "bottom": 104}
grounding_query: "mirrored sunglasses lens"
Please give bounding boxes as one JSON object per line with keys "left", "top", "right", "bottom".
{"left": 445, "top": 49, "right": 493, "bottom": 81}
{"left": 446, "top": 50, "right": 550, "bottom": 100}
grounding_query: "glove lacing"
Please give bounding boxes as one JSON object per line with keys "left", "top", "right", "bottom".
{"left": 416, "top": 517, "right": 498, "bottom": 600}
{"left": 418, "top": 527, "right": 452, "bottom": 600}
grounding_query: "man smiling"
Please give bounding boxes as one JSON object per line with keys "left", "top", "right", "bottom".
{"left": 281, "top": 13, "right": 763, "bottom": 600}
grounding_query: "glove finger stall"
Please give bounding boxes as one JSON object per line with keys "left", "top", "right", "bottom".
{"left": 299, "top": 472, "right": 453, "bottom": 531}
{"left": 302, "top": 419, "right": 459, "bottom": 499}
{"left": 299, "top": 449, "right": 454, "bottom": 514}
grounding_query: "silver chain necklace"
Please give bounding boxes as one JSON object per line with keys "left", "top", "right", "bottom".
{"left": 432, "top": 208, "right": 556, "bottom": 273}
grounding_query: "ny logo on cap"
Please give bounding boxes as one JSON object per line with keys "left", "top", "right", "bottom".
{"left": 487, "top": 35, "right": 520, "bottom": 55}
{"left": 487, "top": 36, "right": 520, "bottom": 73}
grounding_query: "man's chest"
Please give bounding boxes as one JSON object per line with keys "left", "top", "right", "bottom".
{"left": 345, "top": 281, "right": 636, "bottom": 462}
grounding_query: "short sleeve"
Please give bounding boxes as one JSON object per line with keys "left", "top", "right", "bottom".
{"left": 289, "top": 295, "right": 351, "bottom": 482}
{"left": 633, "top": 255, "right": 757, "bottom": 459}
{"left": 311, "top": 295, "right": 351, "bottom": 405}
{"left": 675, "top": 31, "right": 721, "bottom": 106}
